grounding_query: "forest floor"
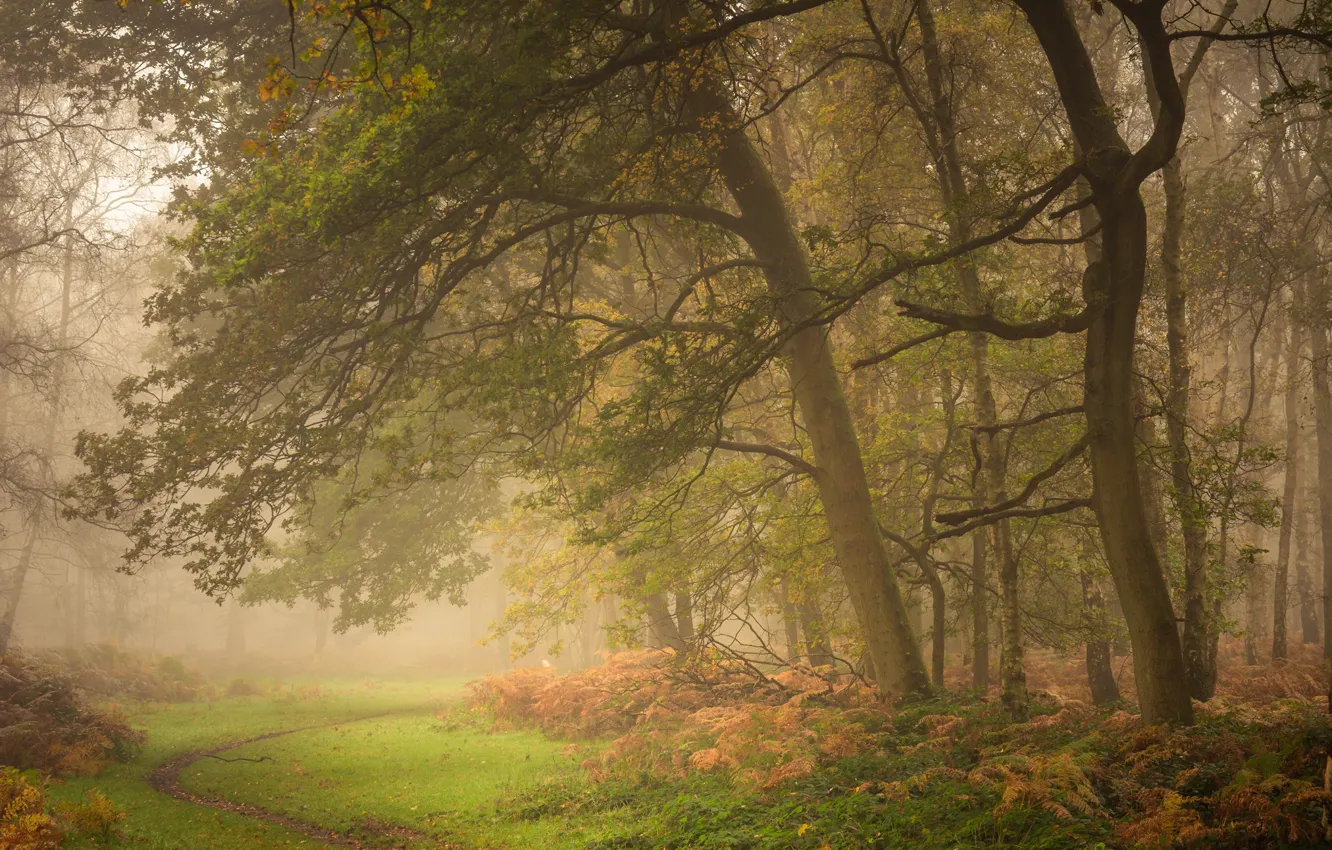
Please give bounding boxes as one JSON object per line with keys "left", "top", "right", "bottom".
{"left": 47, "top": 676, "right": 624, "bottom": 850}
{"left": 40, "top": 653, "right": 1332, "bottom": 850}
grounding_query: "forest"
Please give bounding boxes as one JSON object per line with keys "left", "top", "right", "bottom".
{"left": 4, "top": 0, "right": 1332, "bottom": 848}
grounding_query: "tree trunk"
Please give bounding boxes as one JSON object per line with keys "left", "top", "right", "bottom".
{"left": 997, "top": 523, "right": 1029, "bottom": 720}
{"left": 1274, "top": 309, "right": 1301, "bottom": 661}
{"left": 1309, "top": 282, "right": 1332, "bottom": 663}
{"left": 919, "top": 561, "right": 947, "bottom": 687}
{"left": 971, "top": 529, "right": 989, "bottom": 693}
{"left": 1160, "top": 153, "right": 1214, "bottom": 699}
{"left": 1016, "top": 1, "right": 1195, "bottom": 724}
{"left": 0, "top": 208, "right": 74, "bottom": 656}
{"left": 1297, "top": 479, "right": 1320, "bottom": 646}
{"left": 1082, "top": 570, "right": 1120, "bottom": 704}
{"left": 1085, "top": 190, "right": 1193, "bottom": 725}
{"left": 798, "top": 598, "right": 834, "bottom": 668}
{"left": 644, "top": 591, "right": 683, "bottom": 652}
{"left": 0, "top": 527, "right": 37, "bottom": 655}
{"left": 778, "top": 576, "right": 801, "bottom": 661}
{"left": 694, "top": 80, "right": 930, "bottom": 696}
{"left": 674, "top": 591, "right": 694, "bottom": 645}
{"left": 917, "top": 0, "right": 1023, "bottom": 715}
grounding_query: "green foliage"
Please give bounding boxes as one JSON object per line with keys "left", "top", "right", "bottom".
{"left": 242, "top": 445, "right": 497, "bottom": 632}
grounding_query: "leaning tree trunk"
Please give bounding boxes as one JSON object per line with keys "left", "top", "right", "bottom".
{"left": 1084, "top": 190, "right": 1195, "bottom": 725}
{"left": 693, "top": 80, "right": 930, "bottom": 696}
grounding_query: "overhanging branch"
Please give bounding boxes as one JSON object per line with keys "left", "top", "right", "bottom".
{"left": 930, "top": 498, "right": 1093, "bottom": 541}
{"left": 936, "top": 431, "right": 1090, "bottom": 526}
{"left": 714, "top": 440, "right": 818, "bottom": 477}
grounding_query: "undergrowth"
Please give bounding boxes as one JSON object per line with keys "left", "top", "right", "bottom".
{"left": 468, "top": 650, "right": 1332, "bottom": 849}
{"left": 0, "top": 767, "right": 125, "bottom": 849}
{"left": 0, "top": 653, "right": 143, "bottom": 776}
{"left": 38, "top": 646, "right": 210, "bottom": 704}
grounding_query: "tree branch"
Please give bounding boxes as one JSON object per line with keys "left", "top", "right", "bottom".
{"left": 974, "top": 405, "right": 1084, "bottom": 434}
{"left": 930, "top": 498, "right": 1093, "bottom": 542}
{"left": 893, "top": 300, "right": 1101, "bottom": 341}
{"left": 849, "top": 327, "right": 956, "bottom": 371}
{"left": 936, "top": 431, "right": 1090, "bottom": 526}
{"left": 714, "top": 440, "right": 818, "bottom": 477}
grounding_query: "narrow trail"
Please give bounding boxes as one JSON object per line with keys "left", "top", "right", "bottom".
{"left": 145, "top": 710, "right": 447, "bottom": 849}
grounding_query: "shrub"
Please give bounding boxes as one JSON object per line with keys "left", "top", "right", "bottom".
{"left": 0, "top": 653, "right": 144, "bottom": 776}
{"left": 0, "top": 768, "right": 125, "bottom": 849}
{"left": 472, "top": 654, "right": 1332, "bottom": 849}
{"left": 40, "top": 646, "right": 210, "bottom": 703}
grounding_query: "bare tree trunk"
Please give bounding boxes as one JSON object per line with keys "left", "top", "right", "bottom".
{"left": 1309, "top": 282, "right": 1332, "bottom": 663}
{"left": 919, "top": 562, "right": 947, "bottom": 687}
{"left": 1243, "top": 318, "right": 1280, "bottom": 666}
{"left": 1015, "top": 2, "right": 1195, "bottom": 724}
{"left": 971, "top": 530, "right": 989, "bottom": 693}
{"left": 644, "top": 591, "right": 683, "bottom": 652}
{"left": 674, "top": 591, "right": 694, "bottom": 645}
{"left": 1160, "top": 153, "right": 1214, "bottom": 699}
{"left": 916, "top": 0, "right": 1023, "bottom": 716}
{"left": 1274, "top": 309, "right": 1302, "bottom": 661}
{"left": 996, "top": 525, "right": 1028, "bottom": 719}
{"left": 1298, "top": 483, "right": 1321, "bottom": 646}
{"left": 798, "top": 598, "right": 834, "bottom": 668}
{"left": 778, "top": 576, "right": 801, "bottom": 661}
{"left": 1081, "top": 568, "right": 1120, "bottom": 704}
{"left": 0, "top": 528, "right": 37, "bottom": 654}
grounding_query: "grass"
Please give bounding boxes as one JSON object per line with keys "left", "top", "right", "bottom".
{"left": 47, "top": 678, "right": 469, "bottom": 849}
{"left": 48, "top": 676, "right": 629, "bottom": 850}
{"left": 181, "top": 711, "right": 623, "bottom": 848}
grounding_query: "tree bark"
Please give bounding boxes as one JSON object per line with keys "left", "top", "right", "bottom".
{"left": 1016, "top": 0, "right": 1194, "bottom": 724}
{"left": 798, "top": 598, "right": 834, "bottom": 668}
{"left": 1274, "top": 307, "right": 1301, "bottom": 662}
{"left": 1159, "top": 152, "right": 1214, "bottom": 699}
{"left": 1309, "top": 281, "right": 1332, "bottom": 662}
{"left": 692, "top": 79, "right": 930, "bottom": 696}
{"left": 1081, "top": 569, "right": 1120, "bottom": 704}
{"left": 674, "top": 591, "right": 694, "bottom": 644}
{"left": 1297, "top": 475, "right": 1320, "bottom": 646}
{"left": 971, "top": 529, "right": 989, "bottom": 693}
{"left": 916, "top": 0, "right": 1023, "bottom": 715}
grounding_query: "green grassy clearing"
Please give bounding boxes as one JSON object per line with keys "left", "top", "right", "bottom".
{"left": 180, "top": 710, "right": 623, "bottom": 848}
{"left": 47, "top": 676, "right": 635, "bottom": 850}
{"left": 47, "top": 678, "right": 475, "bottom": 849}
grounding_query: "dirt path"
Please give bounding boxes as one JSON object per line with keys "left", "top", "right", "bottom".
{"left": 146, "top": 712, "right": 446, "bottom": 849}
